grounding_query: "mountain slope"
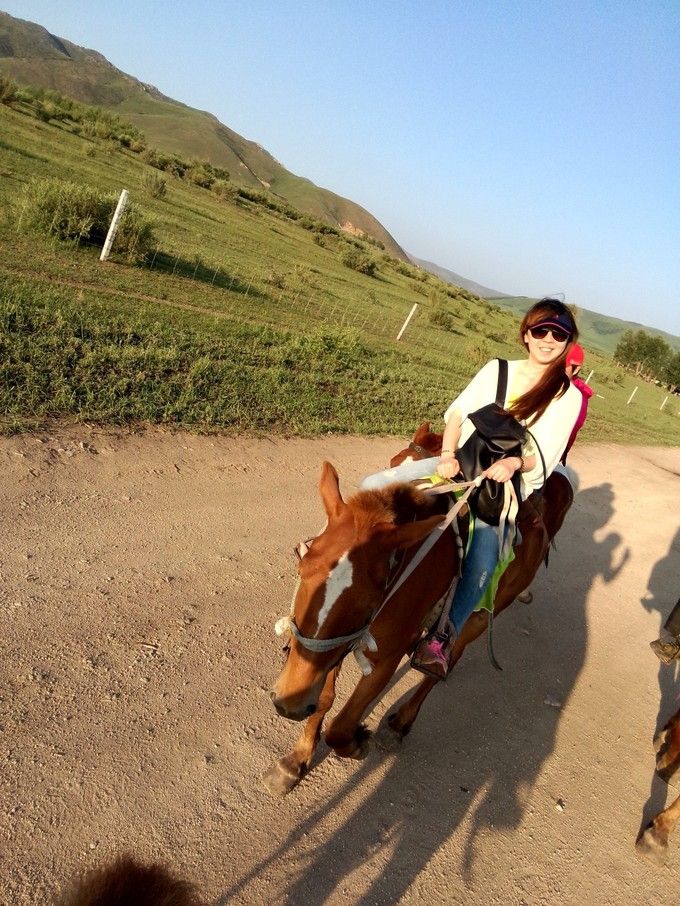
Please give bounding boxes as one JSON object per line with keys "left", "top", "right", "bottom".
{"left": 412, "top": 257, "right": 679, "bottom": 355}
{"left": 409, "top": 255, "right": 504, "bottom": 298}
{"left": 0, "top": 10, "right": 406, "bottom": 258}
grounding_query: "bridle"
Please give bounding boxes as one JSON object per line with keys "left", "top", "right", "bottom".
{"left": 274, "top": 476, "right": 482, "bottom": 675}
{"left": 408, "top": 440, "right": 439, "bottom": 458}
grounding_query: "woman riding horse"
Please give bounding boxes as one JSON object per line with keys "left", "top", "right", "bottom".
{"left": 360, "top": 298, "right": 581, "bottom": 680}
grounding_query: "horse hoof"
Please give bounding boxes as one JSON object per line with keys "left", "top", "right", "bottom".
{"left": 517, "top": 590, "right": 533, "bottom": 604}
{"left": 350, "top": 725, "right": 372, "bottom": 759}
{"left": 328, "top": 725, "right": 372, "bottom": 760}
{"left": 387, "top": 711, "right": 411, "bottom": 740}
{"left": 262, "top": 758, "right": 303, "bottom": 797}
{"left": 635, "top": 828, "right": 668, "bottom": 866}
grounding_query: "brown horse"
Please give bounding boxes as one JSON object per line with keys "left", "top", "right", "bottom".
{"left": 266, "top": 441, "right": 574, "bottom": 796}
{"left": 637, "top": 705, "right": 680, "bottom": 864}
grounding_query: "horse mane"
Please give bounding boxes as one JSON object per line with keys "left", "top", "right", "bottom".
{"left": 349, "top": 483, "right": 439, "bottom": 535}
{"left": 57, "top": 855, "right": 205, "bottom": 906}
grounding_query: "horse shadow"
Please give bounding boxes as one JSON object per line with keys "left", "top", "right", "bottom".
{"left": 223, "top": 481, "right": 627, "bottom": 904}
{"left": 637, "top": 527, "right": 680, "bottom": 835}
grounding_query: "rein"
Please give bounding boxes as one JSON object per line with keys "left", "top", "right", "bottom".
{"left": 274, "top": 475, "right": 483, "bottom": 676}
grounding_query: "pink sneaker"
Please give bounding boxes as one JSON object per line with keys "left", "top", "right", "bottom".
{"left": 411, "top": 633, "right": 452, "bottom": 680}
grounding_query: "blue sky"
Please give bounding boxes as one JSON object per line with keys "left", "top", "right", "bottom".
{"left": 5, "top": 1, "right": 679, "bottom": 334}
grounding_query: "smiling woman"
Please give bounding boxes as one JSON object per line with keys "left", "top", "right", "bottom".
{"left": 360, "top": 298, "right": 582, "bottom": 679}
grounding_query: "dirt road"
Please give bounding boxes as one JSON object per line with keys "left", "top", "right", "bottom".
{"left": 1, "top": 428, "right": 678, "bottom": 904}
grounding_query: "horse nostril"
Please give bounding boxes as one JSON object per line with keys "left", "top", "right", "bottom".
{"left": 306, "top": 704, "right": 316, "bottom": 716}
{"left": 270, "top": 690, "right": 277, "bottom": 702}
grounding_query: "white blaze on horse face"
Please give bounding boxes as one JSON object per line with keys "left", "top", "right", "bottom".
{"left": 316, "top": 551, "right": 353, "bottom": 634}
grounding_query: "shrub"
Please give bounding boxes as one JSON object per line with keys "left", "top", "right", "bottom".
{"left": 0, "top": 75, "right": 18, "bottom": 106}
{"left": 212, "top": 179, "right": 233, "bottom": 200}
{"left": 465, "top": 339, "right": 493, "bottom": 369}
{"left": 339, "top": 247, "right": 377, "bottom": 276}
{"left": 429, "top": 309, "right": 455, "bottom": 330}
{"left": 34, "top": 101, "right": 52, "bottom": 123}
{"left": 16, "top": 177, "right": 156, "bottom": 263}
{"left": 186, "top": 164, "right": 215, "bottom": 189}
{"left": 142, "top": 172, "right": 167, "bottom": 199}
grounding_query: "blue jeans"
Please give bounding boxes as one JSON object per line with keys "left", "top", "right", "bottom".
{"left": 360, "top": 457, "right": 441, "bottom": 491}
{"left": 449, "top": 518, "right": 499, "bottom": 634}
{"left": 360, "top": 459, "right": 499, "bottom": 636}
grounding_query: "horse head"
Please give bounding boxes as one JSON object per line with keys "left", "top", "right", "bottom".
{"left": 389, "top": 422, "right": 443, "bottom": 467}
{"left": 270, "top": 461, "right": 443, "bottom": 721}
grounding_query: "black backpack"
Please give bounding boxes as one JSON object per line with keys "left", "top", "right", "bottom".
{"left": 456, "top": 359, "right": 526, "bottom": 525}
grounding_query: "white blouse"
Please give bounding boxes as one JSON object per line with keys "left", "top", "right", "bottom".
{"left": 444, "top": 359, "right": 582, "bottom": 496}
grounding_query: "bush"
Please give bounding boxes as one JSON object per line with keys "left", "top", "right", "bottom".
{"left": 212, "top": 179, "right": 234, "bottom": 201}
{"left": 16, "top": 177, "right": 156, "bottom": 263}
{"left": 429, "top": 309, "right": 455, "bottom": 330}
{"left": 339, "top": 247, "right": 377, "bottom": 277}
{"left": 34, "top": 101, "right": 52, "bottom": 123}
{"left": 142, "top": 171, "right": 167, "bottom": 199}
{"left": 0, "top": 75, "right": 18, "bottom": 106}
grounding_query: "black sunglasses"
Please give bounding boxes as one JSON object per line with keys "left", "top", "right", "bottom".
{"left": 529, "top": 325, "right": 571, "bottom": 343}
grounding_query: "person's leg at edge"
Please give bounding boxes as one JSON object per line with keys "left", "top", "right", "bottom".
{"left": 412, "top": 518, "right": 499, "bottom": 679}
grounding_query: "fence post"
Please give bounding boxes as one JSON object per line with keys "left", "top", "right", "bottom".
{"left": 396, "top": 303, "right": 418, "bottom": 341}
{"left": 660, "top": 395, "right": 669, "bottom": 411}
{"left": 585, "top": 369, "right": 594, "bottom": 385}
{"left": 626, "top": 386, "right": 638, "bottom": 405}
{"left": 100, "top": 189, "right": 129, "bottom": 262}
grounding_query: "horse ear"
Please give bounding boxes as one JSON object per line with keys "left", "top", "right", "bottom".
{"left": 414, "top": 422, "right": 431, "bottom": 442}
{"left": 319, "top": 461, "right": 346, "bottom": 521}
{"left": 376, "top": 514, "right": 444, "bottom": 551}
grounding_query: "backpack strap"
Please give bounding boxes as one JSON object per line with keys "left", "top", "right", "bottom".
{"left": 495, "top": 359, "right": 508, "bottom": 407}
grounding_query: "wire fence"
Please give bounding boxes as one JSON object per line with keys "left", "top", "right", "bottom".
{"left": 6, "top": 214, "right": 679, "bottom": 419}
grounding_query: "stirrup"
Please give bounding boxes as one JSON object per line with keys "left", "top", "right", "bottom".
{"left": 411, "top": 631, "right": 452, "bottom": 681}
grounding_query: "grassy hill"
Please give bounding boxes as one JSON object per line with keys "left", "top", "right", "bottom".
{"left": 0, "top": 10, "right": 406, "bottom": 259}
{"left": 409, "top": 255, "right": 504, "bottom": 299}
{"left": 0, "top": 78, "right": 678, "bottom": 445}
{"left": 411, "top": 260, "right": 680, "bottom": 357}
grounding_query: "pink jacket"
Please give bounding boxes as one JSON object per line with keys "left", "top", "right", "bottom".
{"left": 562, "top": 377, "right": 594, "bottom": 461}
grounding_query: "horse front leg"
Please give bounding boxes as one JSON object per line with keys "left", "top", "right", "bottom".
{"left": 263, "top": 665, "right": 340, "bottom": 796}
{"left": 325, "top": 655, "right": 402, "bottom": 760}
{"left": 636, "top": 794, "right": 680, "bottom": 865}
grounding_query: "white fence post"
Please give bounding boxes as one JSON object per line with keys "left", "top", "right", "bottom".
{"left": 100, "top": 189, "right": 129, "bottom": 262}
{"left": 626, "top": 386, "right": 638, "bottom": 405}
{"left": 396, "top": 303, "right": 418, "bottom": 341}
{"left": 585, "top": 369, "right": 594, "bottom": 385}
{"left": 660, "top": 395, "right": 669, "bottom": 411}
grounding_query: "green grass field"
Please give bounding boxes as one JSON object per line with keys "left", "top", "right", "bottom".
{"left": 1, "top": 99, "right": 678, "bottom": 445}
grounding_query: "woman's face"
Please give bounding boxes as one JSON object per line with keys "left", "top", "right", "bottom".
{"left": 523, "top": 323, "right": 570, "bottom": 366}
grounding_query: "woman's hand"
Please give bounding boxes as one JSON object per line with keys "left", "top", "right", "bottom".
{"left": 484, "top": 456, "right": 522, "bottom": 483}
{"left": 436, "top": 455, "right": 460, "bottom": 479}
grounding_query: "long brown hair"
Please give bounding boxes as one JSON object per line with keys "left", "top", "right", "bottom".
{"left": 508, "top": 298, "right": 579, "bottom": 425}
